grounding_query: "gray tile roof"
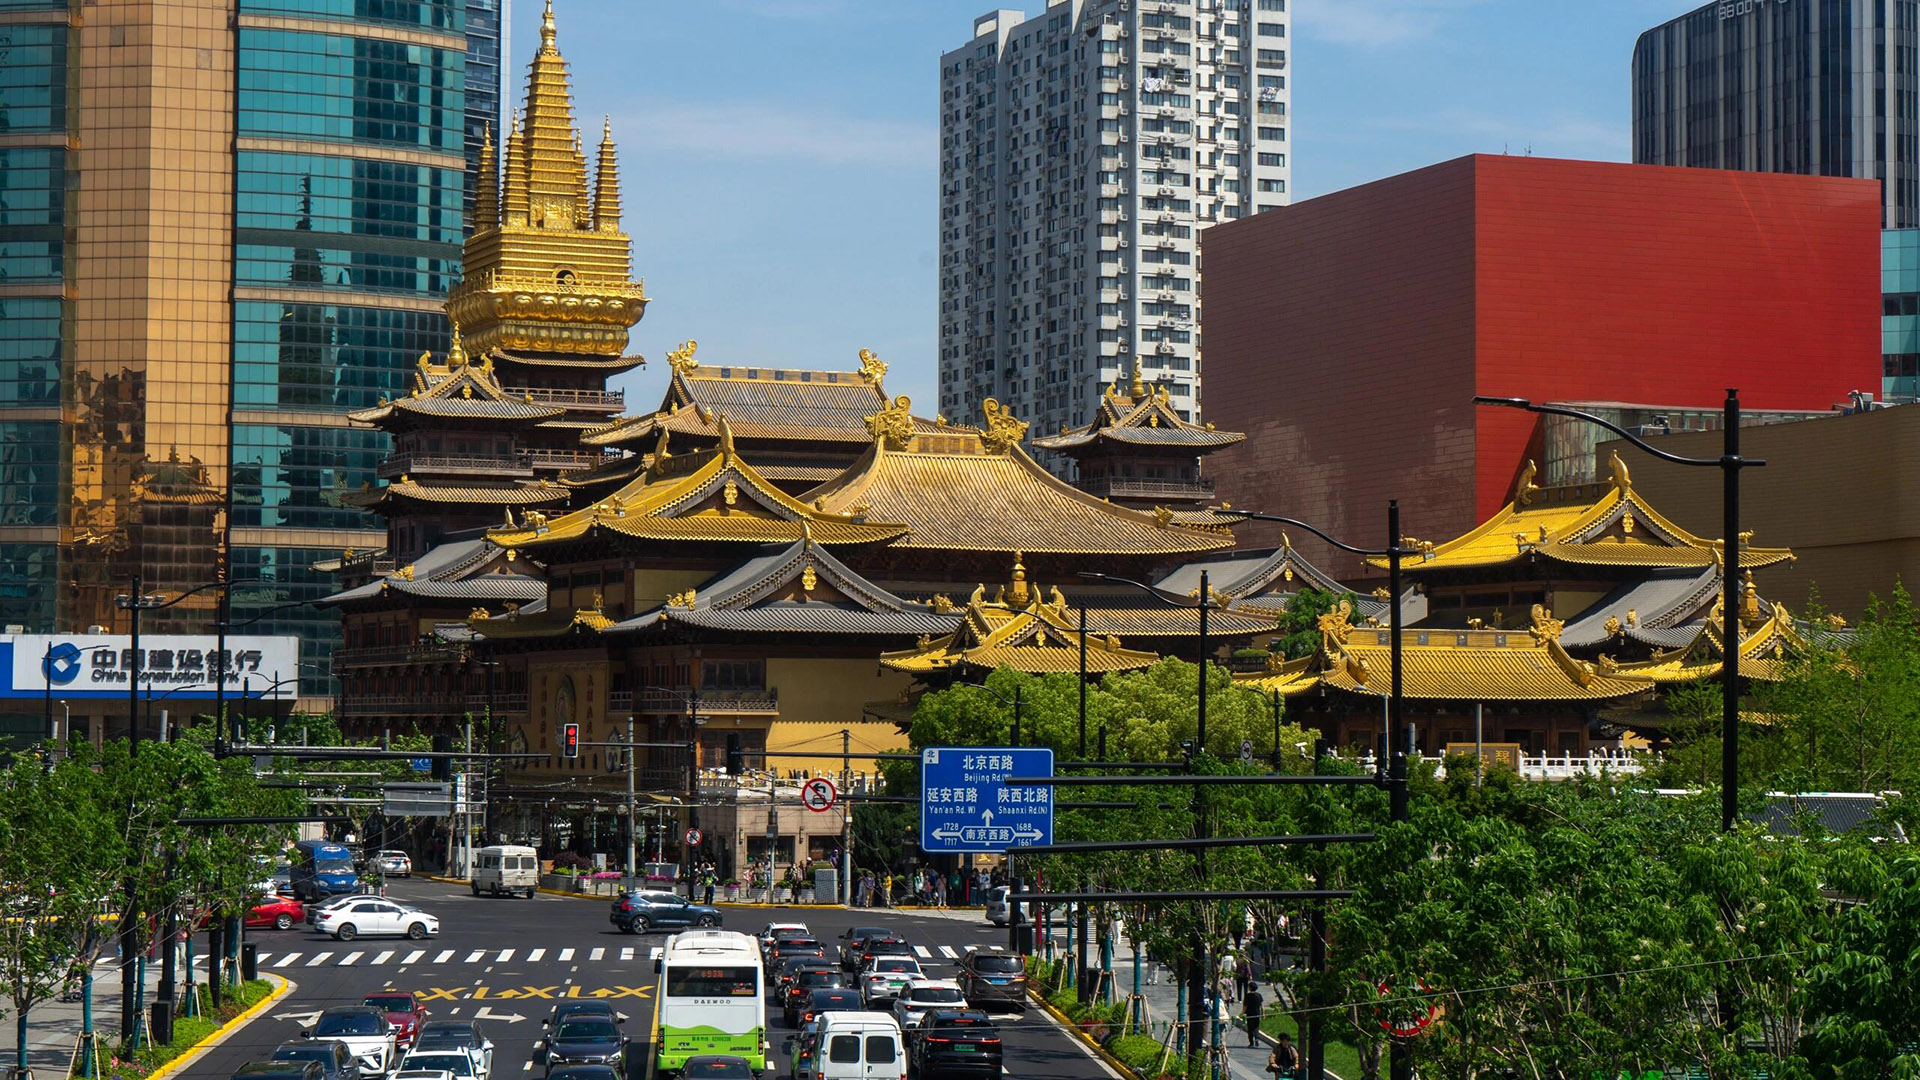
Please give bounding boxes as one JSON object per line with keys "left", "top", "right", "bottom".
{"left": 1558, "top": 568, "right": 1722, "bottom": 648}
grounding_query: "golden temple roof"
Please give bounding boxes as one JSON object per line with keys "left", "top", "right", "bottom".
{"left": 1032, "top": 362, "right": 1245, "bottom": 453}
{"left": 349, "top": 333, "right": 566, "bottom": 428}
{"left": 583, "top": 345, "right": 897, "bottom": 450}
{"left": 1612, "top": 589, "right": 1808, "bottom": 684}
{"left": 880, "top": 558, "right": 1164, "bottom": 675}
{"left": 487, "top": 420, "right": 909, "bottom": 550}
{"left": 1231, "top": 653, "right": 1323, "bottom": 697}
{"left": 345, "top": 478, "right": 570, "bottom": 510}
{"left": 1373, "top": 454, "right": 1795, "bottom": 574}
{"left": 469, "top": 602, "right": 615, "bottom": 640}
{"left": 800, "top": 398, "right": 1234, "bottom": 556}
{"left": 1310, "top": 599, "right": 1656, "bottom": 702}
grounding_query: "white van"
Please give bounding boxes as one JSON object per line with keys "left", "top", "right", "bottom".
{"left": 812, "top": 1013, "right": 905, "bottom": 1080}
{"left": 471, "top": 845, "right": 538, "bottom": 898}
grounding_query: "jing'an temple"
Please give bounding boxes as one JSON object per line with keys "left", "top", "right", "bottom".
{"left": 319, "top": 7, "right": 1824, "bottom": 862}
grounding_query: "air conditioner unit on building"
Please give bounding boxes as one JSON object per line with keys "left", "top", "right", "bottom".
{"left": 1119, "top": 134, "right": 1130, "bottom": 143}
{"left": 1158, "top": 342, "right": 1177, "bottom": 355}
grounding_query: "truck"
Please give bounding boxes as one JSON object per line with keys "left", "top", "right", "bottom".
{"left": 290, "top": 839, "right": 359, "bottom": 901}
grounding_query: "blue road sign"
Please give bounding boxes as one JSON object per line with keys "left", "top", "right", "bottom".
{"left": 409, "top": 757, "right": 432, "bottom": 773}
{"left": 920, "top": 746, "right": 1054, "bottom": 854}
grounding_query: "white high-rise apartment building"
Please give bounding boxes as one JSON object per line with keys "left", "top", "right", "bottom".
{"left": 937, "top": 0, "right": 1291, "bottom": 453}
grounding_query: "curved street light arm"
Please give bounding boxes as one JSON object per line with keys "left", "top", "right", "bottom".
{"left": 1075, "top": 570, "right": 1211, "bottom": 611}
{"left": 1472, "top": 395, "right": 1763, "bottom": 469}
{"left": 1204, "top": 512, "right": 1391, "bottom": 558}
{"left": 953, "top": 680, "right": 1016, "bottom": 708}
{"left": 115, "top": 577, "right": 272, "bottom": 612}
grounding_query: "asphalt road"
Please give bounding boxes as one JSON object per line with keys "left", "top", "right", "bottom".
{"left": 179, "top": 879, "right": 1115, "bottom": 1080}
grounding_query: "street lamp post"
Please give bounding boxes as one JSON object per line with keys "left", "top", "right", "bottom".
{"left": 1474, "top": 391, "right": 1763, "bottom": 832}
{"left": 1210, "top": 504, "right": 1425, "bottom": 1080}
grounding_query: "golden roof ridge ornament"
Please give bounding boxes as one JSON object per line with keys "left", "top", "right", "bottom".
{"left": 1515, "top": 459, "right": 1540, "bottom": 506}
{"left": 864, "top": 395, "right": 915, "bottom": 451}
{"left": 1128, "top": 359, "right": 1146, "bottom": 399}
{"left": 1608, "top": 451, "right": 1632, "bottom": 492}
{"left": 1008, "top": 552, "right": 1031, "bottom": 607}
{"left": 668, "top": 340, "right": 699, "bottom": 374}
{"left": 979, "top": 398, "right": 1029, "bottom": 454}
{"left": 447, "top": 324, "right": 468, "bottom": 367}
{"left": 1527, "top": 603, "right": 1564, "bottom": 645}
{"left": 857, "top": 347, "right": 887, "bottom": 389}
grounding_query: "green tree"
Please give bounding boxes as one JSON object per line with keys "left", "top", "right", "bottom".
{"left": 1271, "top": 587, "right": 1362, "bottom": 661}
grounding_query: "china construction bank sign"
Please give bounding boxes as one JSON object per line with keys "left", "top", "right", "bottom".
{"left": 1, "top": 633, "right": 299, "bottom": 700}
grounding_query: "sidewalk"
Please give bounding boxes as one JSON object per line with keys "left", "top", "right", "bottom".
{"left": 25, "top": 954, "right": 172, "bottom": 1077}
{"left": 1103, "top": 938, "right": 1279, "bottom": 1080}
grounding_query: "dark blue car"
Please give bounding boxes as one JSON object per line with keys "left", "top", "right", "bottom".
{"left": 536, "top": 1018, "right": 626, "bottom": 1078}
{"left": 608, "top": 890, "right": 722, "bottom": 934}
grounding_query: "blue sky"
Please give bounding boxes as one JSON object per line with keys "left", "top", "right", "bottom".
{"left": 522, "top": 0, "right": 1694, "bottom": 412}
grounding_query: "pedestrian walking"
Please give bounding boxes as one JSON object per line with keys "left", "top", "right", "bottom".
{"left": 1243, "top": 986, "right": 1265, "bottom": 1047}
{"left": 934, "top": 872, "right": 948, "bottom": 908}
{"left": 1267, "top": 1033, "right": 1298, "bottom": 1079}
{"left": 1218, "top": 952, "right": 1238, "bottom": 1004}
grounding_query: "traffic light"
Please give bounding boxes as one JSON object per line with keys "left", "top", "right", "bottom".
{"left": 725, "top": 732, "right": 743, "bottom": 775}
{"left": 431, "top": 733, "right": 452, "bottom": 781}
{"left": 561, "top": 722, "right": 580, "bottom": 759}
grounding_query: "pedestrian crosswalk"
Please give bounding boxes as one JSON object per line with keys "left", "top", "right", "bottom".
{"left": 104, "top": 938, "right": 987, "bottom": 973}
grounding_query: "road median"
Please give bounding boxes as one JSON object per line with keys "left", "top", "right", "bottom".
{"left": 137, "top": 974, "right": 294, "bottom": 1080}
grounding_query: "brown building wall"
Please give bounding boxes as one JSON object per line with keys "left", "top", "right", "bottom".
{"left": 1601, "top": 407, "right": 1920, "bottom": 622}
{"left": 1200, "top": 157, "right": 1479, "bottom": 575}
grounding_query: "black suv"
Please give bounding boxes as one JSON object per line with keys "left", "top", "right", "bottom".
{"left": 956, "top": 948, "right": 1029, "bottom": 1011}
{"left": 908, "top": 1010, "right": 1002, "bottom": 1080}
{"left": 608, "top": 890, "right": 722, "bottom": 933}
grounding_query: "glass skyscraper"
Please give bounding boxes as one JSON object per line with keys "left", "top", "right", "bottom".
{"left": 0, "top": 0, "right": 502, "bottom": 703}
{"left": 1632, "top": 0, "right": 1920, "bottom": 229}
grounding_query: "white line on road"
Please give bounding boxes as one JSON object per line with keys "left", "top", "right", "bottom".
{"left": 557, "top": 949, "right": 574, "bottom": 962}
{"left": 619, "top": 948, "right": 633, "bottom": 962}
{"left": 589, "top": 948, "right": 605, "bottom": 961}
{"left": 526, "top": 949, "right": 545, "bottom": 962}
{"left": 465, "top": 950, "right": 486, "bottom": 963}
{"left": 434, "top": 950, "right": 455, "bottom": 964}
{"left": 648, "top": 947, "right": 661, "bottom": 960}
{"left": 339, "top": 951, "right": 365, "bottom": 966}
{"left": 939, "top": 946, "right": 958, "bottom": 958}
{"left": 404, "top": 950, "right": 427, "bottom": 965}
{"left": 496, "top": 949, "right": 514, "bottom": 963}
{"left": 306, "top": 953, "right": 333, "bottom": 967}
{"left": 913, "top": 946, "right": 932, "bottom": 958}
{"left": 274, "top": 953, "right": 299, "bottom": 968}
{"left": 372, "top": 951, "right": 395, "bottom": 965}
{"left": 521, "top": 1063, "right": 531, "bottom": 1072}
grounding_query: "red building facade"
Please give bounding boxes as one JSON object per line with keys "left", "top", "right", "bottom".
{"left": 1200, "top": 154, "right": 1882, "bottom": 573}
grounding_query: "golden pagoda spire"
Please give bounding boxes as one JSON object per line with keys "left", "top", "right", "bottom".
{"left": 1008, "top": 552, "right": 1031, "bottom": 607}
{"left": 446, "top": 323, "right": 467, "bottom": 367}
{"left": 473, "top": 123, "right": 498, "bottom": 231}
{"left": 593, "top": 116, "right": 621, "bottom": 232}
{"left": 501, "top": 109, "right": 529, "bottom": 226}
{"left": 521, "top": 0, "right": 589, "bottom": 228}
{"left": 1128, "top": 359, "right": 1146, "bottom": 399}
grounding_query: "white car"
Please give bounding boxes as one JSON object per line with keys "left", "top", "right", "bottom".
{"left": 307, "top": 1006, "right": 398, "bottom": 1076}
{"left": 413, "top": 1021, "right": 495, "bottom": 1080}
{"left": 393, "top": 1072, "right": 454, "bottom": 1080}
{"left": 860, "top": 956, "right": 924, "bottom": 1006}
{"left": 313, "top": 896, "right": 439, "bottom": 941}
{"left": 396, "top": 1049, "right": 479, "bottom": 1080}
{"left": 758, "top": 921, "right": 810, "bottom": 955}
{"left": 890, "top": 979, "right": 968, "bottom": 1030}
{"left": 378, "top": 851, "right": 413, "bottom": 877}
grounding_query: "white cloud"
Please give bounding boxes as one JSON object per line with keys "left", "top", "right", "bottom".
{"left": 612, "top": 101, "right": 935, "bottom": 171}
{"left": 1297, "top": 0, "right": 1492, "bottom": 49}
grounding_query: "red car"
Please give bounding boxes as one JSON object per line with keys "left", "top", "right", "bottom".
{"left": 246, "top": 896, "right": 306, "bottom": 931}
{"left": 362, "top": 991, "right": 430, "bottom": 1048}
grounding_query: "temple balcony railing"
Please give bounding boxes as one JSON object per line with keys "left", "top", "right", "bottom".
{"left": 378, "top": 453, "right": 533, "bottom": 480}
{"left": 337, "top": 694, "right": 470, "bottom": 717}
{"left": 504, "top": 386, "right": 626, "bottom": 410}
{"left": 527, "top": 448, "right": 613, "bottom": 473}
{"left": 611, "top": 688, "right": 780, "bottom": 715}
{"left": 332, "top": 643, "right": 470, "bottom": 671}
{"left": 1353, "top": 751, "right": 1651, "bottom": 782}
{"left": 463, "top": 692, "right": 529, "bottom": 714}
{"left": 1076, "top": 476, "right": 1215, "bottom": 500}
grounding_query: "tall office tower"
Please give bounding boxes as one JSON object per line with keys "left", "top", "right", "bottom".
{"left": 936, "top": 0, "right": 1291, "bottom": 459}
{"left": 1632, "top": 0, "right": 1920, "bottom": 228}
{"left": 0, "top": 0, "right": 501, "bottom": 703}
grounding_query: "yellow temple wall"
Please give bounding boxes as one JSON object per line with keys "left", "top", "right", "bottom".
{"left": 766, "top": 657, "right": 917, "bottom": 775}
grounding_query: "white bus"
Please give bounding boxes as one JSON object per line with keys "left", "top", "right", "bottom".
{"left": 652, "top": 930, "right": 765, "bottom": 1075}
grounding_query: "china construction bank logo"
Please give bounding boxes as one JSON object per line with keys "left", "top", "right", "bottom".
{"left": 42, "top": 642, "right": 82, "bottom": 685}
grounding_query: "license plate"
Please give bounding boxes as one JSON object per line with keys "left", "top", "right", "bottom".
{"left": 986, "top": 978, "right": 1007, "bottom": 984}
{"left": 953, "top": 1046, "right": 979, "bottom": 1053}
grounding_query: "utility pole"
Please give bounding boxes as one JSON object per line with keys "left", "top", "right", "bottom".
{"left": 841, "top": 728, "right": 852, "bottom": 906}
{"left": 625, "top": 716, "right": 637, "bottom": 891}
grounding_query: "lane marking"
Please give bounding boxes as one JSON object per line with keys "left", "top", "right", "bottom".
{"left": 913, "top": 946, "right": 932, "bottom": 958}
{"left": 465, "top": 950, "right": 486, "bottom": 963}
{"left": 939, "top": 946, "right": 958, "bottom": 958}
{"left": 372, "top": 951, "right": 395, "bottom": 965}
{"left": 557, "top": 949, "right": 574, "bottom": 962}
{"left": 273, "top": 953, "right": 299, "bottom": 968}
{"left": 404, "top": 950, "right": 427, "bottom": 965}
{"left": 306, "top": 952, "right": 333, "bottom": 967}
{"left": 589, "top": 948, "right": 605, "bottom": 962}
{"left": 619, "top": 948, "right": 633, "bottom": 962}
{"left": 339, "top": 951, "right": 365, "bottom": 966}
{"left": 496, "top": 949, "right": 514, "bottom": 963}
{"left": 526, "top": 949, "right": 545, "bottom": 963}
{"left": 435, "top": 950, "right": 456, "bottom": 964}
{"left": 648, "top": 947, "right": 661, "bottom": 961}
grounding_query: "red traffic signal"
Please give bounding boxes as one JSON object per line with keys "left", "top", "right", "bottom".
{"left": 562, "top": 722, "right": 580, "bottom": 759}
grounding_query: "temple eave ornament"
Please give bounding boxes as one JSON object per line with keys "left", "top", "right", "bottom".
{"left": 865, "top": 395, "right": 915, "bottom": 450}
{"left": 979, "top": 398, "right": 1030, "bottom": 454}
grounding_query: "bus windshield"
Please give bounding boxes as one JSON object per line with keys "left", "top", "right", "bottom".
{"left": 665, "top": 967, "right": 757, "bottom": 997}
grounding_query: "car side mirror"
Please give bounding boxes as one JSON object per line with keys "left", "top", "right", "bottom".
{"left": 302, "top": 1029, "right": 314, "bottom": 1039}
{"left": 616, "top": 1013, "right": 629, "bottom": 1024}
{"left": 653, "top": 958, "right": 662, "bottom": 974}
